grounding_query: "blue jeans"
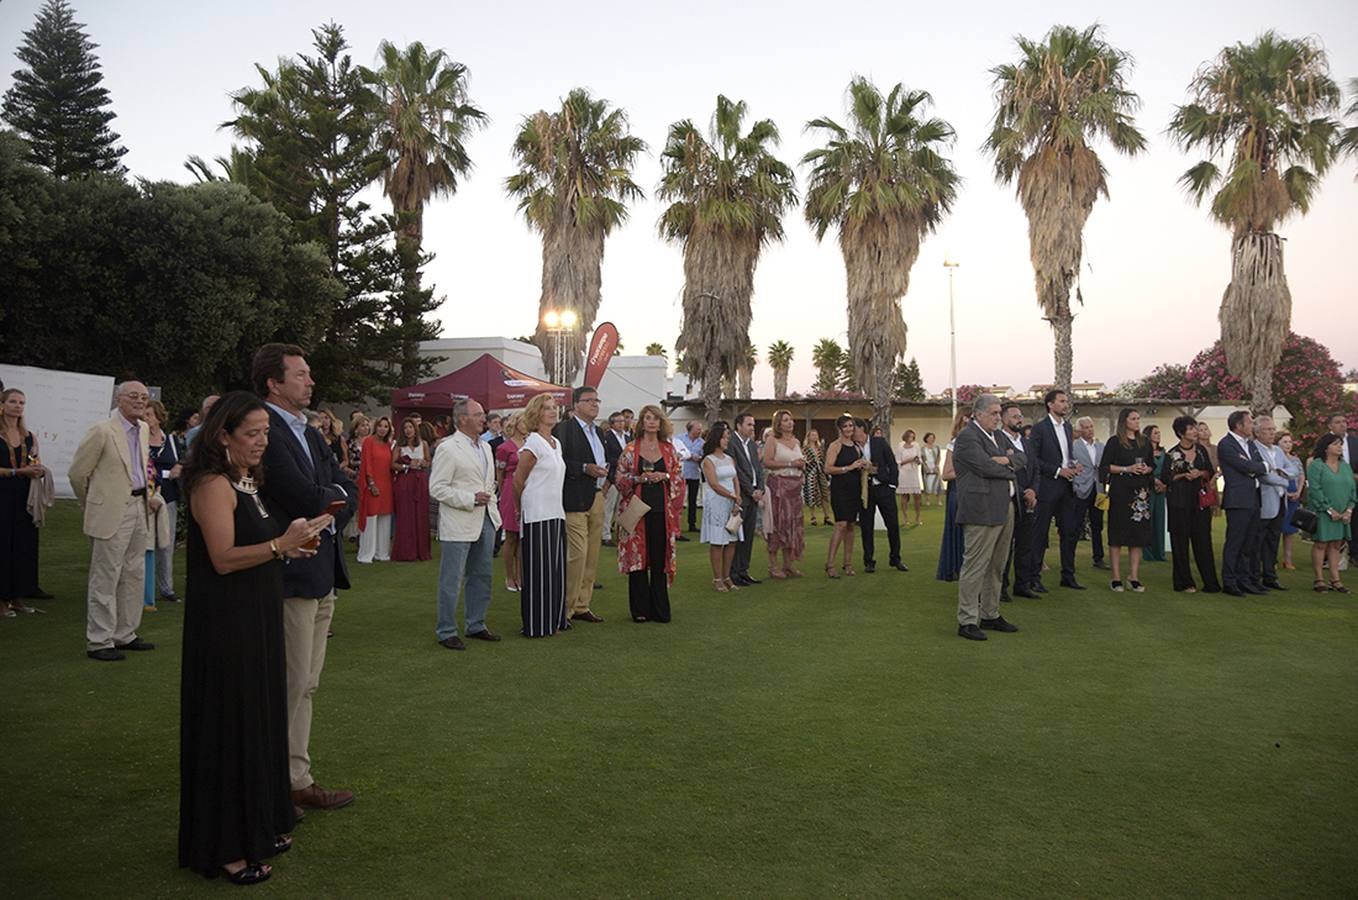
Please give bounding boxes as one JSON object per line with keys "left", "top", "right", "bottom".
{"left": 436, "top": 515, "right": 495, "bottom": 640}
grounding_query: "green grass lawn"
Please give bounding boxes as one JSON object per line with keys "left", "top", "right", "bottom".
{"left": 3, "top": 501, "right": 1356, "bottom": 898}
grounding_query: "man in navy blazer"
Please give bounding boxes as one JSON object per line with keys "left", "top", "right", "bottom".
{"left": 1025, "top": 389, "right": 1085, "bottom": 590}
{"left": 254, "top": 343, "right": 358, "bottom": 814}
{"left": 855, "top": 418, "right": 907, "bottom": 573}
{"left": 1217, "top": 409, "right": 1269, "bottom": 596}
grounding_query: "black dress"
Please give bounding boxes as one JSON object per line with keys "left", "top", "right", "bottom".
{"left": 0, "top": 434, "right": 39, "bottom": 603}
{"left": 629, "top": 456, "right": 672, "bottom": 623}
{"left": 1098, "top": 437, "right": 1155, "bottom": 547}
{"left": 179, "top": 484, "right": 294, "bottom": 872}
{"left": 829, "top": 442, "right": 863, "bottom": 523}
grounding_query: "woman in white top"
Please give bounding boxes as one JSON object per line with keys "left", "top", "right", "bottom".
{"left": 920, "top": 432, "right": 942, "bottom": 506}
{"left": 895, "top": 429, "right": 923, "bottom": 528}
{"left": 513, "top": 393, "right": 568, "bottom": 637}
{"left": 761, "top": 410, "right": 806, "bottom": 578}
{"left": 699, "top": 421, "right": 742, "bottom": 592}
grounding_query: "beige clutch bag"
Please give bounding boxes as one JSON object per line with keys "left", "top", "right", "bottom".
{"left": 616, "top": 496, "right": 651, "bottom": 536}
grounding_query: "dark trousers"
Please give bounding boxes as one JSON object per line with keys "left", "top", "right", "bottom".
{"left": 1003, "top": 504, "right": 1036, "bottom": 595}
{"left": 628, "top": 506, "right": 671, "bottom": 622}
{"left": 1168, "top": 503, "right": 1220, "bottom": 591}
{"left": 1081, "top": 495, "right": 1105, "bottom": 563}
{"left": 1030, "top": 482, "right": 1077, "bottom": 582}
{"left": 1258, "top": 508, "right": 1284, "bottom": 583}
{"left": 731, "top": 497, "right": 758, "bottom": 579}
{"left": 686, "top": 478, "right": 701, "bottom": 530}
{"left": 860, "top": 483, "right": 901, "bottom": 566}
{"left": 1221, "top": 505, "right": 1262, "bottom": 589}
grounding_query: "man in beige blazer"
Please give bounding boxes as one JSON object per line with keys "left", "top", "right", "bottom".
{"left": 429, "top": 398, "right": 502, "bottom": 650}
{"left": 69, "top": 381, "right": 159, "bottom": 661}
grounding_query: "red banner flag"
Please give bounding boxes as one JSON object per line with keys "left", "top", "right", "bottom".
{"left": 583, "top": 322, "right": 619, "bottom": 388}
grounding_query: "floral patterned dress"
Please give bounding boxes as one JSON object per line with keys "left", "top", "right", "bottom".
{"left": 1098, "top": 437, "right": 1155, "bottom": 546}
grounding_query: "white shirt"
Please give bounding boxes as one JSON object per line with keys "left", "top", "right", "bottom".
{"left": 1336, "top": 432, "right": 1351, "bottom": 465}
{"left": 1230, "top": 431, "right": 1259, "bottom": 486}
{"left": 1005, "top": 431, "right": 1025, "bottom": 454}
{"left": 1049, "top": 414, "right": 1071, "bottom": 477}
{"left": 520, "top": 432, "right": 565, "bottom": 524}
{"left": 577, "top": 416, "right": 607, "bottom": 489}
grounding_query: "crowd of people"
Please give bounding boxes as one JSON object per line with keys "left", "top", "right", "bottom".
{"left": 2, "top": 358, "right": 1357, "bottom": 883}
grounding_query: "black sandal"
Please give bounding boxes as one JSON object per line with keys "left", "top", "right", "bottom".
{"left": 1129, "top": 581, "right": 1145, "bottom": 593}
{"left": 274, "top": 835, "right": 292, "bottom": 855}
{"left": 1314, "top": 580, "right": 1329, "bottom": 592}
{"left": 1330, "top": 581, "right": 1351, "bottom": 594}
{"left": 205, "top": 863, "right": 272, "bottom": 886}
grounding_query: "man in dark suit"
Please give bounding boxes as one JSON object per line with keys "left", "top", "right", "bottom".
{"left": 1325, "top": 414, "right": 1358, "bottom": 565}
{"left": 600, "top": 412, "right": 626, "bottom": 547}
{"left": 854, "top": 419, "right": 907, "bottom": 573}
{"left": 1026, "top": 388, "right": 1085, "bottom": 590}
{"left": 553, "top": 387, "right": 609, "bottom": 622}
{"left": 1217, "top": 409, "right": 1269, "bottom": 596}
{"left": 953, "top": 394, "right": 1021, "bottom": 640}
{"left": 728, "top": 413, "right": 765, "bottom": 586}
{"left": 254, "top": 343, "right": 358, "bottom": 815}
{"left": 998, "top": 402, "right": 1038, "bottom": 600}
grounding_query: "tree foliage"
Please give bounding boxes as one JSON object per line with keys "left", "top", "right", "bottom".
{"left": 892, "top": 357, "right": 926, "bottom": 402}
{"left": 0, "top": 132, "right": 340, "bottom": 410}
{"left": 1, "top": 0, "right": 126, "bottom": 178}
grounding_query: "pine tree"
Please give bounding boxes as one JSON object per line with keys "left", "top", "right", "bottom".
{"left": 2, "top": 0, "right": 126, "bottom": 178}
{"left": 893, "top": 357, "right": 926, "bottom": 401}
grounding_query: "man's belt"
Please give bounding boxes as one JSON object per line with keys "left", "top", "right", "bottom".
{"left": 131, "top": 487, "right": 147, "bottom": 497}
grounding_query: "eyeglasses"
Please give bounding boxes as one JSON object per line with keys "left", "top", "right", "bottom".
{"left": 122, "top": 393, "right": 150, "bottom": 401}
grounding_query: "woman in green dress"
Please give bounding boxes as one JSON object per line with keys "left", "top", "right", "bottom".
{"left": 1305, "top": 433, "right": 1357, "bottom": 593}
{"left": 1142, "top": 424, "right": 1167, "bottom": 561}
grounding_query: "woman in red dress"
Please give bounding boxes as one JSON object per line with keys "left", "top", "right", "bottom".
{"left": 391, "top": 418, "right": 431, "bottom": 561}
{"left": 357, "top": 417, "right": 395, "bottom": 563}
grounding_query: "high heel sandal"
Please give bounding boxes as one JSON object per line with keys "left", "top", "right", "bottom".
{"left": 274, "top": 835, "right": 292, "bottom": 855}
{"left": 205, "top": 862, "right": 272, "bottom": 886}
{"left": 713, "top": 578, "right": 730, "bottom": 593}
{"left": 1313, "top": 579, "right": 1329, "bottom": 592}
{"left": 1330, "top": 581, "right": 1351, "bottom": 594}
{"left": 768, "top": 568, "right": 788, "bottom": 580}
{"left": 786, "top": 567, "right": 804, "bottom": 578}
{"left": 842, "top": 564, "right": 857, "bottom": 577}
{"left": 825, "top": 564, "right": 840, "bottom": 579}
{"left": 724, "top": 577, "right": 740, "bottom": 591}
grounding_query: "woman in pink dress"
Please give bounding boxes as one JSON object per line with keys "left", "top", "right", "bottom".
{"left": 390, "top": 418, "right": 431, "bottom": 561}
{"left": 496, "top": 413, "right": 526, "bottom": 592}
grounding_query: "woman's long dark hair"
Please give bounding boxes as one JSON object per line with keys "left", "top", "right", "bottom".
{"left": 1117, "top": 408, "right": 1148, "bottom": 449}
{"left": 180, "top": 391, "right": 268, "bottom": 497}
{"left": 1312, "top": 432, "right": 1343, "bottom": 461}
{"left": 703, "top": 420, "right": 730, "bottom": 457}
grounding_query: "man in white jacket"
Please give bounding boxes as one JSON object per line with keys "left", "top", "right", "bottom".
{"left": 429, "top": 398, "right": 503, "bottom": 650}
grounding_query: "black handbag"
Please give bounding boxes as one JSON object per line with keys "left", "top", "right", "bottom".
{"left": 1289, "top": 506, "right": 1319, "bottom": 535}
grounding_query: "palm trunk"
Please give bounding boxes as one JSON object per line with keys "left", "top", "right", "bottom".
{"left": 532, "top": 208, "right": 606, "bottom": 384}
{"left": 395, "top": 207, "right": 426, "bottom": 386}
{"left": 842, "top": 217, "right": 914, "bottom": 432}
{"left": 675, "top": 230, "right": 759, "bottom": 423}
{"left": 737, "top": 367, "right": 751, "bottom": 400}
{"left": 1049, "top": 302, "right": 1074, "bottom": 396}
{"left": 773, "top": 366, "right": 788, "bottom": 400}
{"left": 1221, "top": 232, "right": 1289, "bottom": 417}
{"left": 702, "top": 363, "right": 723, "bottom": 422}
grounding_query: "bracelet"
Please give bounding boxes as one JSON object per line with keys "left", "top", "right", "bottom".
{"left": 270, "top": 538, "right": 282, "bottom": 560}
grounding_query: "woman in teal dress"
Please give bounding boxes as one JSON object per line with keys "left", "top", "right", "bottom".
{"left": 1305, "top": 433, "right": 1357, "bottom": 593}
{"left": 1142, "top": 425, "right": 1167, "bottom": 561}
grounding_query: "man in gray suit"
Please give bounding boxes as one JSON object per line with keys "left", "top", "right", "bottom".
{"left": 953, "top": 395, "right": 1021, "bottom": 641}
{"left": 728, "top": 412, "right": 765, "bottom": 586}
{"left": 1252, "top": 416, "right": 1291, "bottom": 590}
{"left": 1071, "top": 416, "right": 1107, "bottom": 571}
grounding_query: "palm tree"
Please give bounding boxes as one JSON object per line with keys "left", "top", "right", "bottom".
{"left": 1340, "top": 78, "right": 1358, "bottom": 167}
{"left": 507, "top": 88, "right": 645, "bottom": 383}
{"left": 366, "top": 40, "right": 486, "bottom": 383}
{"left": 184, "top": 146, "right": 260, "bottom": 187}
{"left": 645, "top": 342, "right": 667, "bottom": 357}
{"left": 804, "top": 77, "right": 960, "bottom": 427}
{"left": 1169, "top": 33, "right": 1340, "bottom": 414}
{"left": 984, "top": 24, "right": 1146, "bottom": 394}
{"left": 812, "top": 338, "right": 845, "bottom": 393}
{"left": 767, "top": 340, "right": 794, "bottom": 400}
{"left": 659, "top": 95, "right": 797, "bottom": 421}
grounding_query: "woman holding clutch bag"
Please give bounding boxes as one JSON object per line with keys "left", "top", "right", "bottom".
{"left": 700, "top": 421, "right": 741, "bottom": 592}
{"left": 615, "top": 406, "right": 685, "bottom": 622}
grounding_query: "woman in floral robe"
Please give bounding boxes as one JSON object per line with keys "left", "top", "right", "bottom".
{"left": 615, "top": 406, "right": 686, "bottom": 622}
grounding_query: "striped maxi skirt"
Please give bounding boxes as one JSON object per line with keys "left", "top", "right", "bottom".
{"left": 520, "top": 518, "right": 568, "bottom": 638}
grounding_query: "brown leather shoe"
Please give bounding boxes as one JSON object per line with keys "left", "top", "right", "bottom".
{"left": 570, "top": 610, "right": 604, "bottom": 623}
{"left": 291, "top": 783, "right": 354, "bottom": 811}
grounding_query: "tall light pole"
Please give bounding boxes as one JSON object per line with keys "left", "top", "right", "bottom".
{"left": 542, "top": 308, "right": 578, "bottom": 385}
{"left": 943, "top": 258, "right": 959, "bottom": 420}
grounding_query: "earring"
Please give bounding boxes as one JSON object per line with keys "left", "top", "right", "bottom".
{"left": 226, "top": 446, "right": 235, "bottom": 468}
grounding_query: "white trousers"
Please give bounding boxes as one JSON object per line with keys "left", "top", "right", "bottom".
{"left": 357, "top": 514, "right": 392, "bottom": 563}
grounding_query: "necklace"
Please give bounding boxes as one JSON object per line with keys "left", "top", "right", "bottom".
{"left": 231, "top": 472, "right": 269, "bottom": 518}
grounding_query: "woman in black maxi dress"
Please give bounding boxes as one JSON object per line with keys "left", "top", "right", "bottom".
{"left": 178, "top": 392, "right": 324, "bottom": 883}
{"left": 1098, "top": 407, "right": 1156, "bottom": 591}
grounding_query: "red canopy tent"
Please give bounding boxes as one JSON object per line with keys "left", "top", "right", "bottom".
{"left": 390, "top": 354, "right": 570, "bottom": 423}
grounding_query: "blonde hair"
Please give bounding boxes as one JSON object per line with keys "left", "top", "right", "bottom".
{"left": 949, "top": 410, "right": 970, "bottom": 439}
{"left": 771, "top": 408, "right": 794, "bottom": 438}
{"left": 505, "top": 411, "right": 527, "bottom": 440}
{"left": 1, "top": 388, "right": 28, "bottom": 441}
{"left": 637, "top": 404, "right": 672, "bottom": 441}
{"left": 146, "top": 399, "right": 168, "bottom": 430}
{"left": 521, "top": 393, "right": 557, "bottom": 433}
{"left": 802, "top": 428, "right": 821, "bottom": 451}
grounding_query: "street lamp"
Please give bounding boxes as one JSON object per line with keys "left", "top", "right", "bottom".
{"left": 542, "top": 308, "right": 578, "bottom": 385}
{"left": 943, "top": 258, "right": 959, "bottom": 420}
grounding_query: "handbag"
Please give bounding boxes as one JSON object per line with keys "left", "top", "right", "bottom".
{"left": 725, "top": 510, "right": 744, "bottom": 537}
{"left": 616, "top": 496, "right": 651, "bottom": 536}
{"left": 1094, "top": 492, "right": 1110, "bottom": 512}
{"left": 1198, "top": 482, "right": 1219, "bottom": 510}
{"left": 1289, "top": 505, "right": 1319, "bottom": 535}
